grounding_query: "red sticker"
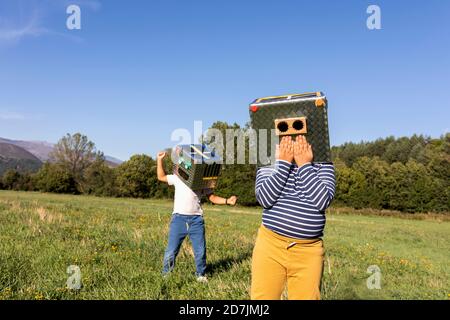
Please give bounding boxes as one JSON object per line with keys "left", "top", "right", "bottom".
{"left": 250, "top": 105, "right": 259, "bottom": 112}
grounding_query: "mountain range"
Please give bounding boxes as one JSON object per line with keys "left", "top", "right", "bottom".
{"left": 0, "top": 137, "right": 122, "bottom": 175}
{"left": 0, "top": 142, "right": 43, "bottom": 175}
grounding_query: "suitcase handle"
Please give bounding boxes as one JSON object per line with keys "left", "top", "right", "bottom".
{"left": 191, "top": 145, "right": 210, "bottom": 160}
{"left": 255, "top": 92, "right": 322, "bottom": 103}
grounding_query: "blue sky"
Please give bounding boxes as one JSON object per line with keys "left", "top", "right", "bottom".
{"left": 0, "top": 0, "right": 449, "bottom": 160}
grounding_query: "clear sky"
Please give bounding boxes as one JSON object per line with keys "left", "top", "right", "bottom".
{"left": 0, "top": 0, "right": 449, "bottom": 160}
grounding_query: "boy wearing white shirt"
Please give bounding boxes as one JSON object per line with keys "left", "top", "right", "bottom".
{"left": 156, "top": 151, "right": 237, "bottom": 282}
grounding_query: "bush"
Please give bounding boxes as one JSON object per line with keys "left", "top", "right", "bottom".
{"left": 116, "top": 154, "right": 157, "bottom": 198}
{"left": 34, "top": 163, "right": 77, "bottom": 194}
{"left": 82, "top": 160, "right": 118, "bottom": 197}
{"left": 1, "top": 170, "right": 21, "bottom": 190}
{"left": 214, "top": 165, "right": 257, "bottom": 206}
{"left": 0, "top": 170, "right": 36, "bottom": 191}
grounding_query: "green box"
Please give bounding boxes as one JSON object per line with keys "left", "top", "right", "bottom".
{"left": 172, "top": 144, "right": 222, "bottom": 191}
{"left": 249, "top": 92, "right": 331, "bottom": 166}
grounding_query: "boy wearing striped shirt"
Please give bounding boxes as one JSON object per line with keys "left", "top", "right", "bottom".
{"left": 251, "top": 135, "right": 336, "bottom": 300}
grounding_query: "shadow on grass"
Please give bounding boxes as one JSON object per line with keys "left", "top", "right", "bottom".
{"left": 206, "top": 250, "right": 253, "bottom": 276}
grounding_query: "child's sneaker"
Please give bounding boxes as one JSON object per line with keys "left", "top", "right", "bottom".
{"left": 196, "top": 276, "right": 208, "bottom": 283}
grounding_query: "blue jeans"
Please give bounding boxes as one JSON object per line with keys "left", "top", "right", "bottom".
{"left": 163, "top": 213, "right": 206, "bottom": 276}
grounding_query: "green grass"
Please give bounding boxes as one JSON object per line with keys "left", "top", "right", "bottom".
{"left": 0, "top": 190, "right": 448, "bottom": 300}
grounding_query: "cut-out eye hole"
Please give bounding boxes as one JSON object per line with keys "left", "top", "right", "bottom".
{"left": 274, "top": 117, "right": 307, "bottom": 136}
{"left": 292, "top": 120, "right": 304, "bottom": 131}
{"left": 277, "top": 121, "right": 289, "bottom": 132}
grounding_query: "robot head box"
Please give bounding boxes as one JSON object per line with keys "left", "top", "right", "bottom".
{"left": 249, "top": 91, "right": 331, "bottom": 166}
{"left": 172, "top": 144, "right": 222, "bottom": 191}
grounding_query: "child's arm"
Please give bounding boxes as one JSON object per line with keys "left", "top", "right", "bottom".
{"left": 255, "top": 137, "right": 293, "bottom": 209}
{"left": 294, "top": 136, "right": 336, "bottom": 211}
{"left": 157, "top": 152, "right": 168, "bottom": 183}
{"left": 296, "top": 163, "right": 336, "bottom": 211}
{"left": 208, "top": 194, "right": 237, "bottom": 205}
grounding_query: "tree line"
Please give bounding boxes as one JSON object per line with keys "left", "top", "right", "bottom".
{"left": 0, "top": 127, "right": 448, "bottom": 213}
{"left": 0, "top": 133, "right": 174, "bottom": 200}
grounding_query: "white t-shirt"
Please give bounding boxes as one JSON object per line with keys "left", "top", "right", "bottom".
{"left": 166, "top": 175, "right": 212, "bottom": 215}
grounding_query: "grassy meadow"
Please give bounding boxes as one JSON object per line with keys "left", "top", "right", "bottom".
{"left": 0, "top": 190, "right": 448, "bottom": 300}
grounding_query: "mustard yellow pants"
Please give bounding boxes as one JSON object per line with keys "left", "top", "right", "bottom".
{"left": 251, "top": 225, "right": 324, "bottom": 300}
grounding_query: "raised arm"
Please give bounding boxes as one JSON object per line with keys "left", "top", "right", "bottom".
{"left": 157, "top": 151, "right": 168, "bottom": 183}
{"left": 255, "top": 136, "right": 294, "bottom": 209}
{"left": 293, "top": 136, "right": 336, "bottom": 211}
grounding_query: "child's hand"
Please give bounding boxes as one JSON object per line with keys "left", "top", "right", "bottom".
{"left": 227, "top": 196, "right": 238, "bottom": 206}
{"left": 277, "top": 136, "right": 294, "bottom": 163}
{"left": 294, "top": 135, "right": 313, "bottom": 166}
{"left": 157, "top": 151, "right": 167, "bottom": 161}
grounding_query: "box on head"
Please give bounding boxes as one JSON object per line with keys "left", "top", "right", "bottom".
{"left": 171, "top": 144, "right": 222, "bottom": 191}
{"left": 249, "top": 91, "right": 332, "bottom": 166}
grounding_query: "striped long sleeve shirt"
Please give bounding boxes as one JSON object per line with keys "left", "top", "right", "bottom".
{"left": 255, "top": 160, "right": 336, "bottom": 239}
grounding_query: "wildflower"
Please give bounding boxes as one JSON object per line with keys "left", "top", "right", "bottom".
{"left": 35, "top": 292, "right": 44, "bottom": 300}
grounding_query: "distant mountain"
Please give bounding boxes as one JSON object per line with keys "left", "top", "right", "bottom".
{"left": 0, "top": 137, "right": 123, "bottom": 166}
{"left": 104, "top": 155, "right": 123, "bottom": 167}
{"left": 0, "top": 143, "right": 43, "bottom": 175}
{"left": 0, "top": 137, "right": 53, "bottom": 161}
